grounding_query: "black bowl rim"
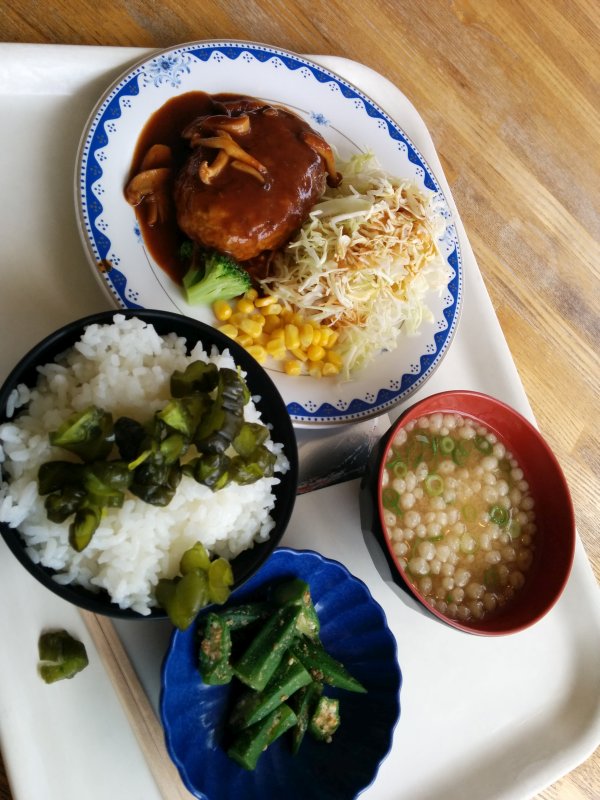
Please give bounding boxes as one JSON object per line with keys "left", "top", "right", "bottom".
{"left": 0, "top": 309, "right": 298, "bottom": 619}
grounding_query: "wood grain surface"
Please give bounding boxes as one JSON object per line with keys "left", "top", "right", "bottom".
{"left": 0, "top": 1, "right": 598, "bottom": 798}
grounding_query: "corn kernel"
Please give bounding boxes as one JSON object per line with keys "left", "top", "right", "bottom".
{"left": 325, "top": 328, "right": 339, "bottom": 347}
{"left": 236, "top": 298, "right": 255, "bottom": 314}
{"left": 308, "top": 362, "right": 323, "bottom": 379}
{"left": 262, "top": 316, "right": 281, "bottom": 334}
{"left": 307, "top": 344, "right": 326, "bottom": 361}
{"left": 266, "top": 338, "right": 286, "bottom": 355}
{"left": 284, "top": 324, "right": 300, "bottom": 350}
{"left": 237, "top": 333, "right": 253, "bottom": 348}
{"left": 254, "top": 294, "right": 277, "bottom": 307}
{"left": 246, "top": 345, "right": 267, "bottom": 363}
{"left": 319, "top": 327, "right": 334, "bottom": 348}
{"left": 290, "top": 347, "right": 308, "bottom": 362}
{"left": 263, "top": 303, "right": 283, "bottom": 316}
{"left": 213, "top": 300, "right": 232, "bottom": 321}
{"left": 268, "top": 327, "right": 285, "bottom": 341}
{"left": 239, "top": 318, "right": 263, "bottom": 339}
{"left": 321, "top": 362, "right": 339, "bottom": 376}
{"left": 310, "top": 327, "right": 322, "bottom": 346}
{"left": 326, "top": 349, "right": 343, "bottom": 367}
{"left": 229, "top": 312, "right": 246, "bottom": 327}
{"left": 218, "top": 323, "right": 238, "bottom": 339}
{"left": 284, "top": 359, "right": 302, "bottom": 376}
{"left": 245, "top": 288, "right": 258, "bottom": 301}
{"left": 299, "top": 324, "right": 314, "bottom": 348}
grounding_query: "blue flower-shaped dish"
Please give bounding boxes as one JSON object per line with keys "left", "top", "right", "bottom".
{"left": 160, "top": 548, "right": 402, "bottom": 800}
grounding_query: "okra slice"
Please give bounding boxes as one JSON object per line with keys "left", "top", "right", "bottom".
{"left": 233, "top": 605, "right": 301, "bottom": 691}
{"left": 198, "top": 612, "right": 234, "bottom": 685}
{"left": 291, "top": 637, "right": 367, "bottom": 693}
{"left": 269, "top": 578, "right": 320, "bottom": 640}
{"left": 289, "top": 680, "right": 323, "bottom": 754}
{"left": 227, "top": 703, "right": 297, "bottom": 771}
{"left": 229, "top": 653, "right": 312, "bottom": 730}
{"left": 309, "top": 696, "right": 340, "bottom": 743}
{"left": 216, "top": 601, "right": 272, "bottom": 631}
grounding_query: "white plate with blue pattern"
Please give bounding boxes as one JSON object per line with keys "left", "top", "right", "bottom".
{"left": 76, "top": 41, "right": 462, "bottom": 427}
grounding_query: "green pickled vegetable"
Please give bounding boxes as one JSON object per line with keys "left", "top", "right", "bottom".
{"left": 69, "top": 506, "right": 101, "bottom": 552}
{"left": 49, "top": 406, "right": 113, "bottom": 462}
{"left": 44, "top": 486, "right": 86, "bottom": 523}
{"left": 38, "top": 630, "right": 88, "bottom": 684}
{"left": 180, "top": 542, "right": 211, "bottom": 574}
{"left": 170, "top": 360, "right": 219, "bottom": 397}
{"left": 165, "top": 570, "right": 210, "bottom": 631}
{"left": 189, "top": 452, "right": 231, "bottom": 489}
{"left": 207, "top": 557, "right": 234, "bottom": 604}
{"left": 232, "top": 422, "right": 270, "bottom": 458}
{"left": 38, "top": 461, "right": 84, "bottom": 495}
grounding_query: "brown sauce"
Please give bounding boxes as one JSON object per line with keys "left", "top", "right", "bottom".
{"left": 127, "top": 92, "right": 224, "bottom": 282}
{"left": 126, "top": 91, "right": 334, "bottom": 284}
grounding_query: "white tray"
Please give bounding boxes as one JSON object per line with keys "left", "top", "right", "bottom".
{"left": 0, "top": 43, "right": 598, "bottom": 800}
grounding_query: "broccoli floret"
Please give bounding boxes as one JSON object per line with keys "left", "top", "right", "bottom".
{"left": 182, "top": 249, "right": 252, "bottom": 306}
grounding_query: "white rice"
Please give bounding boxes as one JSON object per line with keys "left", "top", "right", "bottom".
{"left": 0, "top": 315, "right": 289, "bottom": 615}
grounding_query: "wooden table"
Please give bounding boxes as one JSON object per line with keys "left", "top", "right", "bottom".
{"left": 0, "top": 1, "right": 598, "bottom": 798}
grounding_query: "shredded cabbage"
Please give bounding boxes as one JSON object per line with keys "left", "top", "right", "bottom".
{"left": 259, "top": 153, "right": 451, "bottom": 378}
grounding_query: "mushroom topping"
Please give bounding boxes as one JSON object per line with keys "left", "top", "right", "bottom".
{"left": 194, "top": 130, "right": 268, "bottom": 184}
{"left": 140, "top": 143, "right": 173, "bottom": 170}
{"left": 199, "top": 150, "right": 230, "bottom": 184}
{"left": 124, "top": 167, "right": 172, "bottom": 226}
{"left": 194, "top": 114, "right": 251, "bottom": 137}
{"left": 301, "top": 131, "right": 342, "bottom": 187}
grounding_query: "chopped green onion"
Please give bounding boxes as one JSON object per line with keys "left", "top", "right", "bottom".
{"left": 390, "top": 459, "right": 407, "bottom": 479}
{"left": 475, "top": 435, "right": 492, "bottom": 454}
{"left": 490, "top": 505, "right": 509, "bottom": 527}
{"left": 415, "top": 434, "right": 429, "bottom": 444}
{"left": 382, "top": 487, "right": 401, "bottom": 512}
{"left": 452, "top": 441, "right": 470, "bottom": 466}
{"left": 431, "top": 436, "right": 439, "bottom": 456}
{"left": 440, "top": 436, "right": 455, "bottom": 454}
{"left": 424, "top": 474, "right": 444, "bottom": 497}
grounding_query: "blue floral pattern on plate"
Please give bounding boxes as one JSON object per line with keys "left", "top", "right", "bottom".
{"left": 76, "top": 41, "right": 462, "bottom": 426}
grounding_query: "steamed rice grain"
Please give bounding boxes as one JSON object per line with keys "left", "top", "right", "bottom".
{"left": 0, "top": 315, "right": 288, "bottom": 615}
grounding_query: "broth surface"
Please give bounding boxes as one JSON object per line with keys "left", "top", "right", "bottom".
{"left": 381, "top": 413, "right": 536, "bottom": 622}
